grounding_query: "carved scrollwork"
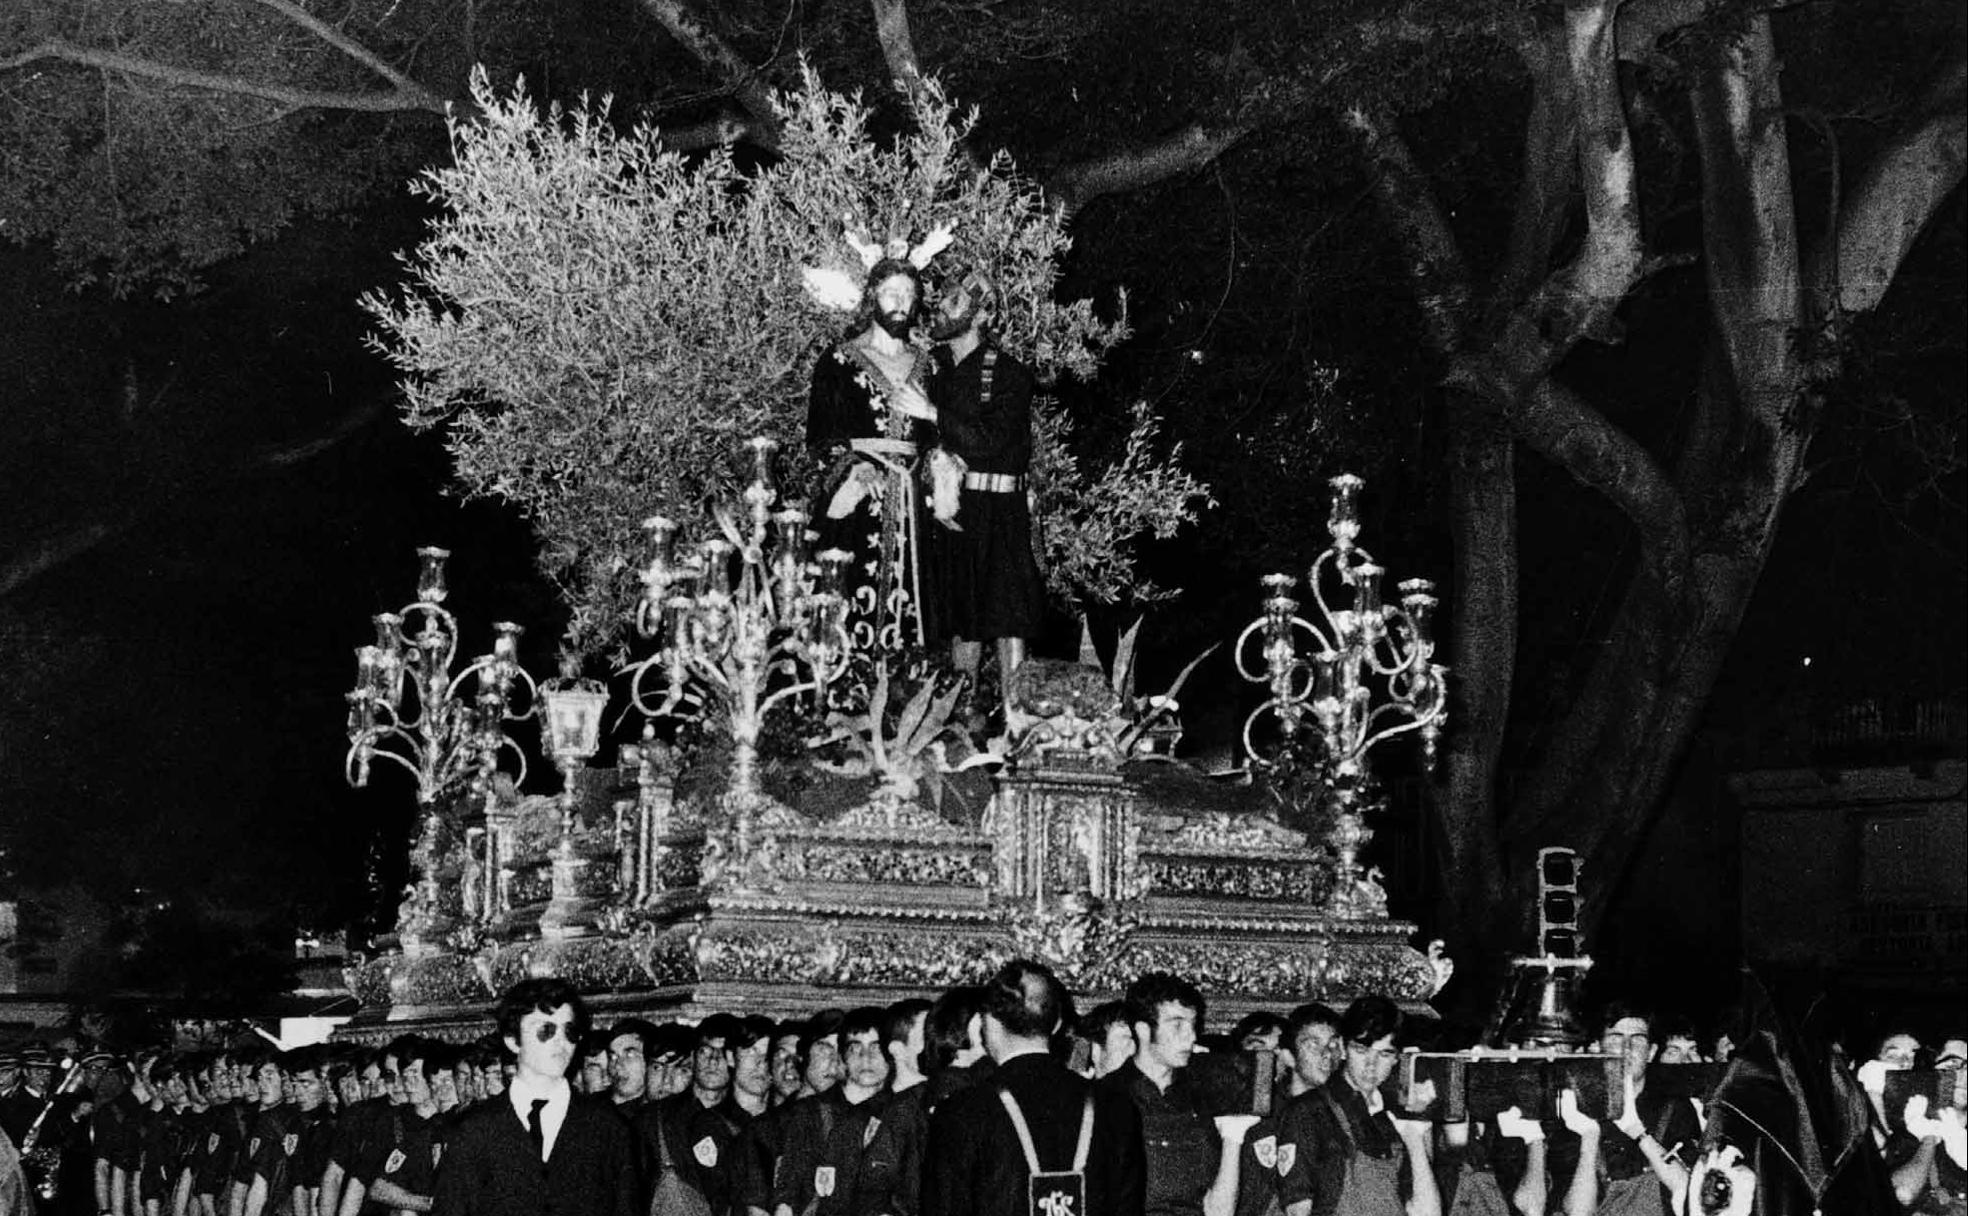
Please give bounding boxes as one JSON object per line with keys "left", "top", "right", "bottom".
{"left": 1162, "top": 810, "right": 1307, "bottom": 851}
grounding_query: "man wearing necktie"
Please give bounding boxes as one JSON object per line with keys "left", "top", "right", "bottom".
{"left": 431, "top": 979, "right": 638, "bottom": 1216}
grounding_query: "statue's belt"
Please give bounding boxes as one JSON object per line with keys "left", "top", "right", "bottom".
{"left": 964, "top": 472, "right": 1025, "bottom": 493}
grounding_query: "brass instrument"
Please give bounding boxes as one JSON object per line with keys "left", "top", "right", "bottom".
{"left": 17, "top": 1057, "right": 84, "bottom": 1203}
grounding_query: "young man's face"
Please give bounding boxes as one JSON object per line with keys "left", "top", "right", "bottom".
{"left": 1344, "top": 1033, "right": 1400, "bottom": 1093}
{"left": 608, "top": 1033, "right": 647, "bottom": 1101}
{"left": 889, "top": 1014, "right": 927, "bottom": 1077}
{"left": 1140, "top": 1002, "right": 1199, "bottom": 1073}
{"left": 507, "top": 1004, "right": 580, "bottom": 1085}
{"left": 770, "top": 1034, "right": 803, "bottom": 1098}
{"left": 381, "top": 1056, "right": 409, "bottom": 1104}
{"left": 430, "top": 1066, "right": 459, "bottom": 1110}
{"left": 734, "top": 1036, "right": 773, "bottom": 1100}
{"left": 804, "top": 1038, "right": 843, "bottom": 1094}
{"left": 360, "top": 1061, "right": 386, "bottom": 1101}
{"left": 255, "top": 1063, "right": 285, "bottom": 1107}
{"left": 1093, "top": 1023, "right": 1136, "bottom": 1079}
{"left": 0, "top": 1064, "right": 18, "bottom": 1092}
{"left": 1291, "top": 1022, "right": 1342, "bottom": 1090}
{"left": 401, "top": 1060, "right": 433, "bottom": 1108}
{"left": 649, "top": 1054, "right": 691, "bottom": 1097}
{"left": 580, "top": 1053, "right": 609, "bottom": 1094}
{"left": 841, "top": 1031, "right": 891, "bottom": 1093}
{"left": 1602, "top": 1017, "right": 1654, "bottom": 1081}
{"left": 1659, "top": 1035, "right": 1701, "bottom": 1064}
{"left": 1241, "top": 1026, "right": 1284, "bottom": 1054}
{"left": 693, "top": 1038, "right": 733, "bottom": 1096}
{"left": 291, "top": 1071, "right": 325, "bottom": 1113}
{"left": 479, "top": 1063, "right": 507, "bottom": 1098}
{"left": 1878, "top": 1034, "right": 1921, "bottom": 1069}
{"left": 336, "top": 1072, "right": 363, "bottom": 1108}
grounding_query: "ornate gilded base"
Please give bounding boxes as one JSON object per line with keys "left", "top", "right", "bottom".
{"left": 340, "top": 749, "right": 1445, "bottom": 1041}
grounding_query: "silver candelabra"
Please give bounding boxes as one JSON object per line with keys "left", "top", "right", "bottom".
{"left": 1236, "top": 473, "right": 1449, "bottom": 915}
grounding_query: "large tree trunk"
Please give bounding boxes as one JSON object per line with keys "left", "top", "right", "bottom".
{"left": 1507, "top": 16, "right": 1899, "bottom": 935}
{"left": 1433, "top": 407, "right": 1517, "bottom": 1014}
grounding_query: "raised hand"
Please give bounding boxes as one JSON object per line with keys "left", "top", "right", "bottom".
{"left": 1496, "top": 1105, "right": 1545, "bottom": 1143}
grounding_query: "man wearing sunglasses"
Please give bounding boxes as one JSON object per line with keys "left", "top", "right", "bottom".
{"left": 430, "top": 978, "right": 636, "bottom": 1216}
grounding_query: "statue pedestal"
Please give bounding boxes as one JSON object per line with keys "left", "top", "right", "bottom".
{"left": 340, "top": 739, "right": 1445, "bottom": 1038}
{"left": 537, "top": 846, "right": 601, "bottom": 938}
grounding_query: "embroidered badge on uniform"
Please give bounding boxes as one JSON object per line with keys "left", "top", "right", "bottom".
{"left": 1253, "top": 1135, "right": 1278, "bottom": 1169}
{"left": 694, "top": 1137, "right": 718, "bottom": 1168}
{"left": 432, "top": 1143, "right": 443, "bottom": 1167}
{"left": 384, "top": 1148, "right": 407, "bottom": 1175}
{"left": 863, "top": 1116, "right": 882, "bottom": 1148}
{"left": 1276, "top": 1143, "right": 1297, "bottom": 1175}
{"left": 814, "top": 1165, "right": 837, "bottom": 1197}
{"left": 249, "top": 1137, "right": 261, "bottom": 1157}
{"left": 207, "top": 1133, "right": 220, "bottom": 1154}
{"left": 283, "top": 1134, "right": 298, "bottom": 1157}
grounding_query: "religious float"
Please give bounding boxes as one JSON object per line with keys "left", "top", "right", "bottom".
{"left": 336, "top": 459, "right": 1452, "bottom": 1039}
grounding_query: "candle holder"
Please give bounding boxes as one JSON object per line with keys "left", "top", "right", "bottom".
{"left": 1235, "top": 473, "right": 1448, "bottom": 916}
{"left": 623, "top": 436, "right": 854, "bottom": 890}
{"left": 344, "top": 547, "right": 538, "bottom": 945}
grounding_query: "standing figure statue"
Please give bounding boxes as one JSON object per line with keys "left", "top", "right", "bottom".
{"left": 807, "top": 255, "right": 942, "bottom": 668}
{"left": 923, "top": 270, "right": 1046, "bottom": 724}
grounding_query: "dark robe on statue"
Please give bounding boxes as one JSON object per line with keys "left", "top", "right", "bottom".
{"left": 807, "top": 340, "right": 937, "bottom": 663}
{"left": 922, "top": 341, "right": 1045, "bottom": 644}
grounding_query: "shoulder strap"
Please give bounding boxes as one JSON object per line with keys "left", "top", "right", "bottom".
{"left": 656, "top": 1108, "right": 676, "bottom": 1172}
{"left": 996, "top": 1088, "right": 1043, "bottom": 1176}
{"left": 1322, "top": 1089, "right": 1357, "bottom": 1154}
{"left": 1071, "top": 1095, "right": 1095, "bottom": 1173}
{"left": 1648, "top": 1094, "right": 1676, "bottom": 1146}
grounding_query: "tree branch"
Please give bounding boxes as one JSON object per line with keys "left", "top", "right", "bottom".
{"left": 0, "top": 518, "right": 132, "bottom": 601}
{"left": 1687, "top": 15, "right": 1802, "bottom": 435}
{"left": 1615, "top": 0, "right": 1802, "bottom": 62}
{"left": 1341, "top": 103, "right": 1472, "bottom": 354}
{"left": 868, "top": 0, "right": 935, "bottom": 125}
{"left": 1825, "top": 55, "right": 1967, "bottom": 316}
{"left": 0, "top": 39, "right": 447, "bottom": 115}
{"left": 656, "top": 109, "right": 773, "bottom": 152}
{"left": 1485, "top": 27, "right": 1579, "bottom": 329}
{"left": 631, "top": 0, "right": 782, "bottom": 150}
{"left": 0, "top": 399, "right": 389, "bottom": 601}
{"left": 1453, "top": 0, "right": 1646, "bottom": 398}
{"left": 241, "top": 0, "right": 439, "bottom": 102}
{"left": 1043, "top": 120, "right": 1253, "bottom": 218}
{"left": 1509, "top": 377, "right": 1690, "bottom": 580}
{"left": 1551, "top": 0, "right": 1644, "bottom": 338}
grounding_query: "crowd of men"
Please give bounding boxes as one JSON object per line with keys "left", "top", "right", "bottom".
{"left": 1, "top": 964, "right": 1962, "bottom": 1216}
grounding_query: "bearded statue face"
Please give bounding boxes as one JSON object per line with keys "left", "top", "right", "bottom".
{"left": 930, "top": 283, "right": 986, "bottom": 341}
{"left": 868, "top": 270, "right": 920, "bottom": 338}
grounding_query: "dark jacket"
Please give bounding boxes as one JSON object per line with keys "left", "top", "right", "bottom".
{"left": 923, "top": 1052, "right": 1146, "bottom": 1216}
{"left": 430, "top": 1093, "right": 637, "bottom": 1216}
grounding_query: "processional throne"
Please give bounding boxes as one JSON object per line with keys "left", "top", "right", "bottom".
{"left": 340, "top": 459, "right": 1449, "bottom": 1038}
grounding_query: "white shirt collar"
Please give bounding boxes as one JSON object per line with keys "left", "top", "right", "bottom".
{"left": 506, "top": 1073, "right": 572, "bottom": 1161}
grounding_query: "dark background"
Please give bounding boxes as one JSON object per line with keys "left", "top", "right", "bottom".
{"left": 1, "top": 6, "right": 1961, "bottom": 1028}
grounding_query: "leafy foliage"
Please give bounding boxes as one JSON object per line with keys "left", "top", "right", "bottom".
{"left": 0, "top": 0, "right": 456, "bottom": 297}
{"left": 367, "top": 67, "right": 1208, "bottom": 656}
